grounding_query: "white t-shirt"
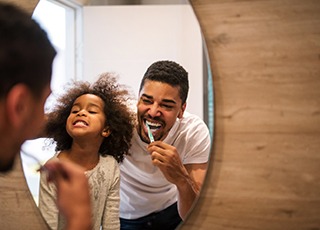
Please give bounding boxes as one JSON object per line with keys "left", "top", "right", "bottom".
{"left": 120, "top": 112, "right": 211, "bottom": 219}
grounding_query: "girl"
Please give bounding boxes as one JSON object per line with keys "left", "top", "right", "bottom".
{"left": 39, "top": 73, "right": 135, "bottom": 230}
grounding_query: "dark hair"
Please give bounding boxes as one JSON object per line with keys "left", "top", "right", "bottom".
{"left": 139, "top": 60, "right": 189, "bottom": 104}
{"left": 0, "top": 3, "right": 56, "bottom": 98}
{"left": 45, "top": 73, "right": 135, "bottom": 163}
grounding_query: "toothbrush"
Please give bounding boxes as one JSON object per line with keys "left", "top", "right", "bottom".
{"left": 146, "top": 123, "right": 154, "bottom": 143}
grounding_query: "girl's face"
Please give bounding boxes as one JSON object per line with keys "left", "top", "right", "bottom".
{"left": 66, "top": 94, "right": 109, "bottom": 141}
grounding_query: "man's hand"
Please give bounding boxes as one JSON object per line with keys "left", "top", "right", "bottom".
{"left": 147, "top": 141, "right": 207, "bottom": 220}
{"left": 147, "top": 141, "right": 188, "bottom": 185}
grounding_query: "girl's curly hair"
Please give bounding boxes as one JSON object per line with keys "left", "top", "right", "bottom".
{"left": 45, "top": 72, "right": 135, "bottom": 163}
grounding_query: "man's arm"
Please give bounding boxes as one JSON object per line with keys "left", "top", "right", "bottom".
{"left": 147, "top": 142, "right": 208, "bottom": 220}
{"left": 176, "top": 163, "right": 207, "bottom": 219}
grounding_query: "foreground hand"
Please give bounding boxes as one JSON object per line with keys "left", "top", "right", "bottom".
{"left": 44, "top": 160, "right": 92, "bottom": 230}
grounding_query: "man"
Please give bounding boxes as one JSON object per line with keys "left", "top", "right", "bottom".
{"left": 0, "top": 3, "right": 91, "bottom": 229}
{"left": 120, "top": 60, "right": 211, "bottom": 229}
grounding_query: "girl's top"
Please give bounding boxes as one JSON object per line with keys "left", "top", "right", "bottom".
{"left": 39, "top": 153, "right": 120, "bottom": 230}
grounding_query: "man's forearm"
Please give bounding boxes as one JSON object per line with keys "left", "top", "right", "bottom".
{"left": 176, "top": 175, "right": 200, "bottom": 220}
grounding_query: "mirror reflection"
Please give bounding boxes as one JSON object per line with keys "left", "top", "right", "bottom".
{"left": 21, "top": 0, "right": 213, "bottom": 229}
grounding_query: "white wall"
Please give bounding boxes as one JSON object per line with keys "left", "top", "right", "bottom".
{"left": 83, "top": 4, "right": 204, "bottom": 118}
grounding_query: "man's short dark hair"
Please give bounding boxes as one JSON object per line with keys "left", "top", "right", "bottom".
{"left": 139, "top": 60, "right": 189, "bottom": 104}
{"left": 0, "top": 2, "right": 56, "bottom": 98}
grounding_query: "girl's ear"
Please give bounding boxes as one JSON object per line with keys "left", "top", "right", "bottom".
{"left": 102, "top": 127, "right": 111, "bottom": 138}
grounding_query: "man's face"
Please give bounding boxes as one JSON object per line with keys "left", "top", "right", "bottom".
{"left": 0, "top": 83, "right": 51, "bottom": 173}
{"left": 137, "top": 80, "right": 186, "bottom": 143}
{"left": 26, "top": 84, "right": 52, "bottom": 140}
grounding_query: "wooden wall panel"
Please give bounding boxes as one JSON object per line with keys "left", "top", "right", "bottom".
{"left": 183, "top": 0, "right": 320, "bottom": 229}
{"left": 0, "top": 0, "right": 38, "bottom": 14}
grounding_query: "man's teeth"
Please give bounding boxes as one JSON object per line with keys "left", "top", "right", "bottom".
{"left": 146, "top": 120, "right": 160, "bottom": 129}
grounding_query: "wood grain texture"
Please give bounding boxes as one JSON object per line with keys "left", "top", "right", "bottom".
{"left": 0, "top": 0, "right": 39, "bottom": 14}
{"left": 182, "top": 0, "right": 320, "bottom": 229}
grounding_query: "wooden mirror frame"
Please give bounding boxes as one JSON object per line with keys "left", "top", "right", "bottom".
{"left": 0, "top": 0, "right": 319, "bottom": 229}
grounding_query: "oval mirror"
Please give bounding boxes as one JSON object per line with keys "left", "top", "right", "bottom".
{"left": 21, "top": 0, "right": 214, "bottom": 228}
